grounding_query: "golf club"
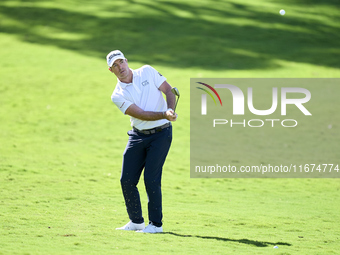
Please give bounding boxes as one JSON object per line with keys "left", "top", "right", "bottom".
{"left": 171, "top": 87, "right": 180, "bottom": 112}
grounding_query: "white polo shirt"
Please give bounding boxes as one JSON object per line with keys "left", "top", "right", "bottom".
{"left": 111, "top": 65, "right": 169, "bottom": 130}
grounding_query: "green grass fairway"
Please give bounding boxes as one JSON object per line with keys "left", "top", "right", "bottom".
{"left": 1, "top": 0, "right": 339, "bottom": 254}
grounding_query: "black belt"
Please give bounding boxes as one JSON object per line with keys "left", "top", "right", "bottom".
{"left": 133, "top": 122, "right": 171, "bottom": 135}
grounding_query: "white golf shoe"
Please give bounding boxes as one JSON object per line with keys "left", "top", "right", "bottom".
{"left": 116, "top": 221, "right": 145, "bottom": 231}
{"left": 137, "top": 223, "right": 163, "bottom": 233}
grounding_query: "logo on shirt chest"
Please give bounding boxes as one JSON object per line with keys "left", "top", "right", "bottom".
{"left": 142, "top": 80, "right": 149, "bottom": 86}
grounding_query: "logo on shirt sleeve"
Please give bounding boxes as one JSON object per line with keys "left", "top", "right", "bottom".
{"left": 120, "top": 102, "right": 125, "bottom": 108}
{"left": 158, "top": 72, "right": 163, "bottom": 77}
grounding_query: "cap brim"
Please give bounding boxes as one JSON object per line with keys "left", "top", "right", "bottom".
{"left": 108, "top": 57, "right": 125, "bottom": 67}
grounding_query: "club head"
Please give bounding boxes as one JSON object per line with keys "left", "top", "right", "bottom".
{"left": 171, "top": 87, "right": 180, "bottom": 97}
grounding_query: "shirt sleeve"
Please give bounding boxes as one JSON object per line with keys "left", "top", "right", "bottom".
{"left": 147, "top": 65, "right": 166, "bottom": 88}
{"left": 111, "top": 91, "right": 133, "bottom": 115}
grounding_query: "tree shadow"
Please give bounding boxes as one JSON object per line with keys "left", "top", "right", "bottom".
{"left": 162, "top": 231, "right": 292, "bottom": 248}
{"left": 0, "top": 0, "right": 339, "bottom": 70}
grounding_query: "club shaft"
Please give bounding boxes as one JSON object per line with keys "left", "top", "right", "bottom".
{"left": 174, "top": 97, "right": 179, "bottom": 112}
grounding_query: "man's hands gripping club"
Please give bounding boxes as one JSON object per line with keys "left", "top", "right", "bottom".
{"left": 125, "top": 81, "right": 178, "bottom": 122}
{"left": 163, "top": 108, "right": 177, "bottom": 121}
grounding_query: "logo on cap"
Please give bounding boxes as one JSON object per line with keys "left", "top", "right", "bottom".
{"left": 108, "top": 53, "right": 121, "bottom": 61}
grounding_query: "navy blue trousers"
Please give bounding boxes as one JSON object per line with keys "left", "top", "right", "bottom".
{"left": 120, "top": 125, "right": 172, "bottom": 227}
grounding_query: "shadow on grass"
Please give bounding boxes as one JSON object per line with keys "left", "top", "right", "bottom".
{"left": 162, "top": 232, "right": 292, "bottom": 247}
{"left": 0, "top": 0, "right": 339, "bottom": 70}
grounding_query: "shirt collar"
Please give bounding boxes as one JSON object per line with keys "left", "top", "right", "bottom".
{"left": 117, "top": 68, "right": 134, "bottom": 89}
{"left": 117, "top": 69, "right": 141, "bottom": 94}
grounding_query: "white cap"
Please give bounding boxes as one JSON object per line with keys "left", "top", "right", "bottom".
{"left": 106, "top": 50, "right": 125, "bottom": 67}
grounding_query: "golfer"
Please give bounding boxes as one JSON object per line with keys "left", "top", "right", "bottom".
{"left": 107, "top": 50, "right": 177, "bottom": 233}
